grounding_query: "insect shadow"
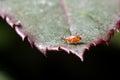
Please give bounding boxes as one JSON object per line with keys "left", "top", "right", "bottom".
{"left": 68, "top": 42, "right": 85, "bottom": 45}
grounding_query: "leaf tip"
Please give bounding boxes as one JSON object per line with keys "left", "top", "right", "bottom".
{"left": 69, "top": 50, "right": 84, "bottom": 61}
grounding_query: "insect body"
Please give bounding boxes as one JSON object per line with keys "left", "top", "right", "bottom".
{"left": 62, "top": 35, "right": 82, "bottom": 44}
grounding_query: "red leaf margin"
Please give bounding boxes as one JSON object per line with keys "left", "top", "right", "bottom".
{"left": 0, "top": 11, "right": 120, "bottom": 61}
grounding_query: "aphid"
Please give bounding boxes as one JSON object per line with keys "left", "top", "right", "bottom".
{"left": 62, "top": 34, "right": 82, "bottom": 44}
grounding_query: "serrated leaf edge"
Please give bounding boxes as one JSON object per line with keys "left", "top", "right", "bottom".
{"left": 0, "top": 12, "right": 120, "bottom": 61}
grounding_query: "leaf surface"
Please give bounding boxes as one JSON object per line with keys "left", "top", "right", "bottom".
{"left": 0, "top": 0, "right": 120, "bottom": 61}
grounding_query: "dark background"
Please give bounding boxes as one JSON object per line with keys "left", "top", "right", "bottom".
{"left": 0, "top": 17, "right": 120, "bottom": 80}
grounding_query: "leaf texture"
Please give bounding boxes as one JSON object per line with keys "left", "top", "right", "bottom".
{"left": 0, "top": 0, "right": 120, "bottom": 61}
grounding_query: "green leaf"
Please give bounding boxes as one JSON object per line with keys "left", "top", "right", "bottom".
{"left": 0, "top": 0, "right": 120, "bottom": 61}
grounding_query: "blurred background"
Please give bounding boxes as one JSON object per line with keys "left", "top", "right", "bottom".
{"left": 0, "top": 17, "right": 120, "bottom": 80}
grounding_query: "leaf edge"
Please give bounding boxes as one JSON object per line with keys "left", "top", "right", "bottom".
{"left": 0, "top": 12, "right": 120, "bottom": 61}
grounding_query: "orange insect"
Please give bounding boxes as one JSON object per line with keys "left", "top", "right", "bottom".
{"left": 62, "top": 34, "right": 82, "bottom": 44}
